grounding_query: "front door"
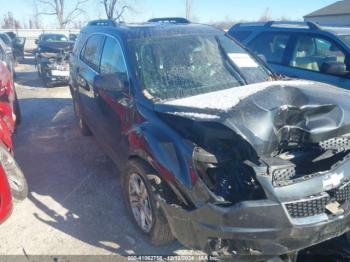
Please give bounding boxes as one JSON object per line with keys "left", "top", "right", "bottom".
{"left": 92, "top": 36, "right": 132, "bottom": 165}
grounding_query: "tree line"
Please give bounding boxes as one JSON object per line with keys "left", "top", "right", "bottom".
{"left": 1, "top": 1, "right": 290, "bottom": 30}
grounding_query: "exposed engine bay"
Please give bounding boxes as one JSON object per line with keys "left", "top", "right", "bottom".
{"left": 156, "top": 80, "right": 350, "bottom": 219}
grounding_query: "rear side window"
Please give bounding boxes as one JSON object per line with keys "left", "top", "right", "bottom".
{"left": 248, "top": 32, "right": 291, "bottom": 64}
{"left": 81, "top": 34, "right": 105, "bottom": 70}
{"left": 229, "top": 30, "right": 252, "bottom": 43}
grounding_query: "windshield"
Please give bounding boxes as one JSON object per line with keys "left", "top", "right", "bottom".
{"left": 340, "top": 35, "right": 350, "bottom": 48}
{"left": 131, "top": 34, "right": 270, "bottom": 101}
{"left": 41, "top": 34, "right": 69, "bottom": 42}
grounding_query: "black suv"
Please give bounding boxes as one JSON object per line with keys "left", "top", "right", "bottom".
{"left": 70, "top": 18, "right": 350, "bottom": 259}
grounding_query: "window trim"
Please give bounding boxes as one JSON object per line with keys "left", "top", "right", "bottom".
{"left": 288, "top": 32, "right": 350, "bottom": 79}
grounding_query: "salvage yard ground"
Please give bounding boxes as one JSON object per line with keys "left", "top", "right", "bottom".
{"left": 0, "top": 55, "right": 203, "bottom": 259}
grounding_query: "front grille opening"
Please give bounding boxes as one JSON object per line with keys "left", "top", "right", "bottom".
{"left": 285, "top": 181, "right": 350, "bottom": 218}
{"left": 285, "top": 195, "right": 330, "bottom": 218}
{"left": 274, "top": 137, "right": 350, "bottom": 186}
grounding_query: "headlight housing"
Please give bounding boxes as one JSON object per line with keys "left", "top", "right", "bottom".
{"left": 192, "top": 146, "right": 266, "bottom": 205}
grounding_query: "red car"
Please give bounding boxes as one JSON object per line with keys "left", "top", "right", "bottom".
{"left": 0, "top": 164, "right": 12, "bottom": 223}
{"left": 0, "top": 61, "right": 27, "bottom": 224}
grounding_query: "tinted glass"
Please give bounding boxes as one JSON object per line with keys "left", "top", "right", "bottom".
{"left": 82, "top": 35, "right": 105, "bottom": 70}
{"left": 41, "top": 34, "right": 68, "bottom": 42}
{"left": 291, "top": 35, "right": 349, "bottom": 77}
{"left": 131, "top": 34, "right": 270, "bottom": 101}
{"left": 248, "top": 33, "right": 291, "bottom": 64}
{"left": 100, "top": 37, "right": 128, "bottom": 75}
{"left": 230, "top": 31, "right": 252, "bottom": 43}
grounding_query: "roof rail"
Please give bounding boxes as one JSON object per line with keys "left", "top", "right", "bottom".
{"left": 264, "top": 21, "right": 321, "bottom": 30}
{"left": 148, "top": 17, "right": 190, "bottom": 24}
{"left": 87, "top": 19, "right": 117, "bottom": 27}
{"left": 233, "top": 21, "right": 321, "bottom": 30}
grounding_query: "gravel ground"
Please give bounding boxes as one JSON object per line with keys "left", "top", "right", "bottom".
{"left": 0, "top": 56, "right": 203, "bottom": 260}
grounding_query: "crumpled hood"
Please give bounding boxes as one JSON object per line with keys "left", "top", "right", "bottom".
{"left": 38, "top": 41, "right": 74, "bottom": 53}
{"left": 154, "top": 80, "right": 350, "bottom": 156}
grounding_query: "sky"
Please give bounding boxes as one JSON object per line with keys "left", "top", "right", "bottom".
{"left": 0, "top": 0, "right": 339, "bottom": 28}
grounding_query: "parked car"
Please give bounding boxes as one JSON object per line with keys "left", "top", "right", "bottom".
{"left": 3, "top": 32, "right": 26, "bottom": 61}
{"left": 69, "top": 33, "right": 78, "bottom": 42}
{"left": 70, "top": 18, "right": 350, "bottom": 260}
{"left": 35, "top": 33, "right": 74, "bottom": 87}
{"left": 0, "top": 60, "right": 27, "bottom": 223}
{"left": 0, "top": 162, "right": 12, "bottom": 224}
{"left": 0, "top": 38, "right": 15, "bottom": 79}
{"left": 228, "top": 21, "right": 350, "bottom": 89}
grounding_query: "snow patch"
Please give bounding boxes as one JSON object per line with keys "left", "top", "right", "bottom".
{"left": 171, "top": 112, "right": 220, "bottom": 120}
{"left": 163, "top": 80, "right": 313, "bottom": 112}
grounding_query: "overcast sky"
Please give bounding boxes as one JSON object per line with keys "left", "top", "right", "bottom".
{"left": 0, "top": 0, "right": 338, "bottom": 27}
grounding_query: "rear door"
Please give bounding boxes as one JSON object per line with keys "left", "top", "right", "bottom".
{"left": 92, "top": 36, "right": 132, "bottom": 164}
{"left": 247, "top": 31, "right": 294, "bottom": 76}
{"left": 76, "top": 34, "right": 105, "bottom": 133}
{"left": 287, "top": 34, "right": 350, "bottom": 88}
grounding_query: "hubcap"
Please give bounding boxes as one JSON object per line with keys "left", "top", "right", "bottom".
{"left": 128, "top": 173, "right": 153, "bottom": 233}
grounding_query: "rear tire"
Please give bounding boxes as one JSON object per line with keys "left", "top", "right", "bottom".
{"left": 14, "top": 92, "right": 21, "bottom": 126}
{"left": 0, "top": 146, "right": 28, "bottom": 201}
{"left": 73, "top": 96, "right": 91, "bottom": 136}
{"left": 123, "top": 159, "right": 174, "bottom": 245}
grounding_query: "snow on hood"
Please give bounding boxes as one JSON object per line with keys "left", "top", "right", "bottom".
{"left": 163, "top": 80, "right": 318, "bottom": 112}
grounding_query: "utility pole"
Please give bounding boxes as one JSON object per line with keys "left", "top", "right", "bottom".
{"left": 185, "top": 0, "right": 192, "bottom": 20}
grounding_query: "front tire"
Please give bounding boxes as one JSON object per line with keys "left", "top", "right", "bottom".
{"left": 123, "top": 160, "right": 174, "bottom": 245}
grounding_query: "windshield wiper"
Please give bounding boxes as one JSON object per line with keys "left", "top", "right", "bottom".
{"left": 215, "top": 37, "right": 247, "bottom": 86}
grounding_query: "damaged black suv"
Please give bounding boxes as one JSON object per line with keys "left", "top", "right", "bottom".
{"left": 69, "top": 18, "right": 350, "bottom": 260}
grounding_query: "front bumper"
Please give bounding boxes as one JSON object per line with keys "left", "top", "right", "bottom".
{"left": 47, "top": 70, "right": 69, "bottom": 84}
{"left": 160, "top": 199, "right": 350, "bottom": 256}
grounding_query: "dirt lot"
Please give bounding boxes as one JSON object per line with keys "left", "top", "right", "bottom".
{"left": 0, "top": 56, "right": 203, "bottom": 260}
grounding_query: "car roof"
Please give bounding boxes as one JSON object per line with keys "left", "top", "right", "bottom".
{"left": 231, "top": 21, "right": 350, "bottom": 36}
{"left": 0, "top": 33, "right": 12, "bottom": 46}
{"left": 81, "top": 19, "right": 223, "bottom": 40}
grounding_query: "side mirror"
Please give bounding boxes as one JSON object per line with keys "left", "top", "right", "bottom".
{"left": 93, "top": 73, "right": 128, "bottom": 92}
{"left": 35, "top": 39, "right": 38, "bottom": 45}
{"left": 257, "top": 54, "right": 267, "bottom": 63}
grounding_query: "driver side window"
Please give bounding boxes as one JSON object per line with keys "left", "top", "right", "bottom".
{"left": 100, "top": 36, "right": 129, "bottom": 91}
{"left": 290, "top": 35, "right": 349, "bottom": 77}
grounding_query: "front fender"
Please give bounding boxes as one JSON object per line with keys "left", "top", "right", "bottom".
{"left": 128, "top": 121, "right": 194, "bottom": 189}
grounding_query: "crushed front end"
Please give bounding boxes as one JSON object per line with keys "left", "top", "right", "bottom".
{"left": 154, "top": 81, "right": 350, "bottom": 257}
{"left": 37, "top": 51, "right": 70, "bottom": 86}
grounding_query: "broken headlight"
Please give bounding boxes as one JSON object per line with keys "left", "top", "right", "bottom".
{"left": 192, "top": 147, "right": 266, "bottom": 204}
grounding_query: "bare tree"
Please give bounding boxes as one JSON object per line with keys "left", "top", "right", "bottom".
{"left": 101, "top": 0, "right": 133, "bottom": 22}
{"left": 259, "top": 7, "right": 272, "bottom": 22}
{"left": 32, "top": 4, "right": 43, "bottom": 29}
{"left": 185, "top": 0, "right": 193, "bottom": 20}
{"left": 36, "top": 0, "right": 88, "bottom": 29}
{"left": 1, "top": 12, "right": 22, "bottom": 29}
